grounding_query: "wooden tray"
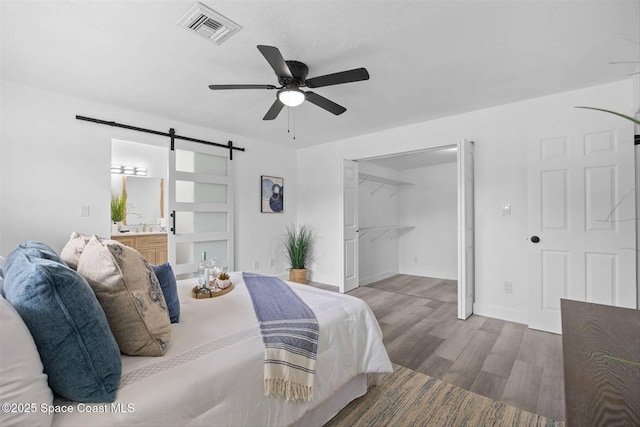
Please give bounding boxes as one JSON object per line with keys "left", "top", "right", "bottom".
{"left": 191, "top": 283, "right": 234, "bottom": 299}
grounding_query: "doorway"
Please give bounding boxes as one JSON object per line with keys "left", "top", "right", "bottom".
{"left": 110, "top": 137, "right": 235, "bottom": 278}
{"left": 342, "top": 140, "right": 474, "bottom": 319}
{"left": 526, "top": 118, "right": 636, "bottom": 333}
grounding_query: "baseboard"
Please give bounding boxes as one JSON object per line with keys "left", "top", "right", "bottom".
{"left": 359, "top": 271, "right": 397, "bottom": 286}
{"left": 472, "top": 302, "right": 529, "bottom": 326}
{"left": 398, "top": 268, "right": 456, "bottom": 281}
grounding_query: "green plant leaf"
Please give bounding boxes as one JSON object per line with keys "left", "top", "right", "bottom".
{"left": 575, "top": 106, "right": 640, "bottom": 125}
{"left": 111, "top": 192, "right": 127, "bottom": 222}
{"left": 283, "top": 223, "right": 314, "bottom": 269}
{"left": 603, "top": 354, "right": 640, "bottom": 368}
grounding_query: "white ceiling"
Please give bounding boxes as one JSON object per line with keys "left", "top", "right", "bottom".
{"left": 2, "top": 1, "right": 638, "bottom": 149}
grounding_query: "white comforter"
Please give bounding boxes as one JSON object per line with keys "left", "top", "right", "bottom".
{"left": 52, "top": 272, "right": 392, "bottom": 426}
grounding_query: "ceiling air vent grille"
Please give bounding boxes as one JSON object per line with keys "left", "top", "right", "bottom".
{"left": 177, "top": 3, "right": 242, "bottom": 45}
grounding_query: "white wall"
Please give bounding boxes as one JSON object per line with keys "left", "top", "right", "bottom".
{"left": 0, "top": 79, "right": 297, "bottom": 277}
{"left": 297, "top": 78, "right": 635, "bottom": 324}
{"left": 398, "top": 161, "right": 457, "bottom": 280}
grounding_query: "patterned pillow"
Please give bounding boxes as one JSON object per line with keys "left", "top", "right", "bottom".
{"left": 60, "top": 232, "right": 92, "bottom": 270}
{"left": 2, "top": 246, "right": 121, "bottom": 402}
{"left": 77, "top": 236, "right": 171, "bottom": 356}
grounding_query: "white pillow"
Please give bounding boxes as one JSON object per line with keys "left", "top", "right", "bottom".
{"left": 60, "top": 232, "right": 91, "bottom": 270}
{"left": 0, "top": 295, "right": 53, "bottom": 427}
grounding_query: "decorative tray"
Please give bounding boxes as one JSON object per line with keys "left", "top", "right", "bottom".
{"left": 191, "top": 283, "right": 234, "bottom": 299}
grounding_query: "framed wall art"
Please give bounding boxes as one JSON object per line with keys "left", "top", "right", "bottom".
{"left": 261, "top": 175, "right": 284, "bottom": 213}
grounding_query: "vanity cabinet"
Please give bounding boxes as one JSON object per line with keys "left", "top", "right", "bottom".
{"left": 111, "top": 233, "right": 168, "bottom": 265}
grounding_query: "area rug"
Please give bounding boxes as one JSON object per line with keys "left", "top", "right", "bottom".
{"left": 325, "top": 364, "right": 564, "bottom": 427}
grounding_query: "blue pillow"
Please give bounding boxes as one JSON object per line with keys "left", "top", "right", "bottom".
{"left": 3, "top": 241, "right": 63, "bottom": 274}
{"left": 3, "top": 246, "right": 121, "bottom": 402}
{"left": 152, "top": 263, "right": 180, "bottom": 323}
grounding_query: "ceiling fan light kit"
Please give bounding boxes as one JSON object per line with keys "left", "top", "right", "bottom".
{"left": 278, "top": 88, "right": 305, "bottom": 107}
{"left": 208, "top": 45, "right": 369, "bottom": 121}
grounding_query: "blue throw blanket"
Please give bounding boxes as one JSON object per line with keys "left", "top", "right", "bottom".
{"left": 243, "top": 273, "right": 319, "bottom": 401}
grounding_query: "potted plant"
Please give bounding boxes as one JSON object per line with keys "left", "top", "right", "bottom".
{"left": 111, "top": 192, "right": 127, "bottom": 232}
{"left": 283, "top": 224, "right": 313, "bottom": 284}
{"left": 217, "top": 272, "right": 231, "bottom": 289}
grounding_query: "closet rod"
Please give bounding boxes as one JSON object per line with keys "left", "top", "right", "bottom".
{"left": 75, "top": 115, "right": 246, "bottom": 160}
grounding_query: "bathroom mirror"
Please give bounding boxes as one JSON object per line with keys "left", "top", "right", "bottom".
{"left": 111, "top": 175, "right": 164, "bottom": 227}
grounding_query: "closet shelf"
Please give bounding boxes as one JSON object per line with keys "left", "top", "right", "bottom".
{"left": 358, "top": 173, "right": 414, "bottom": 187}
{"left": 359, "top": 226, "right": 415, "bottom": 242}
{"left": 358, "top": 173, "right": 414, "bottom": 197}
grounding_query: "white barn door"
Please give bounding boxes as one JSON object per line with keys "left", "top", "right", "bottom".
{"left": 343, "top": 160, "right": 359, "bottom": 292}
{"left": 458, "top": 139, "right": 475, "bottom": 319}
{"left": 527, "top": 119, "right": 636, "bottom": 334}
{"left": 168, "top": 141, "right": 234, "bottom": 278}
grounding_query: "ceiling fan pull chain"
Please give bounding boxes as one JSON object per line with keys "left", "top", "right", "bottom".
{"left": 293, "top": 108, "right": 296, "bottom": 140}
{"left": 287, "top": 106, "right": 291, "bottom": 134}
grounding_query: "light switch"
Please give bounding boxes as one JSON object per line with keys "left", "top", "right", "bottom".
{"left": 501, "top": 203, "right": 511, "bottom": 216}
{"left": 80, "top": 205, "right": 90, "bottom": 217}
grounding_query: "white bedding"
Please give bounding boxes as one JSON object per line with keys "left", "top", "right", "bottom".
{"left": 52, "top": 272, "right": 392, "bottom": 426}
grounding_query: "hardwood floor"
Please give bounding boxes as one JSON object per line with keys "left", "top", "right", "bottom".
{"left": 309, "top": 274, "right": 565, "bottom": 421}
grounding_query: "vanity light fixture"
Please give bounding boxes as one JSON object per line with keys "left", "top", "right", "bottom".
{"left": 111, "top": 164, "right": 147, "bottom": 176}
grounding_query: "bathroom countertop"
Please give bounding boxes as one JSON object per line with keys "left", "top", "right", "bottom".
{"left": 111, "top": 231, "right": 168, "bottom": 237}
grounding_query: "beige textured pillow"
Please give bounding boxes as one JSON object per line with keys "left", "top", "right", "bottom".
{"left": 77, "top": 235, "right": 171, "bottom": 356}
{"left": 60, "top": 232, "right": 91, "bottom": 270}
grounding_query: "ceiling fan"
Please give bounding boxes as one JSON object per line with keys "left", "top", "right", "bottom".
{"left": 208, "top": 45, "right": 370, "bottom": 120}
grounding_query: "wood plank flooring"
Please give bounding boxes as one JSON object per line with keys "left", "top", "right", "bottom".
{"left": 309, "top": 274, "right": 565, "bottom": 421}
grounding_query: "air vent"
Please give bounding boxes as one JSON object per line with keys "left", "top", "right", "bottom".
{"left": 177, "top": 3, "right": 242, "bottom": 45}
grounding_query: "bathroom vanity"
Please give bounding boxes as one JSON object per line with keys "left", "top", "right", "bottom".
{"left": 111, "top": 232, "right": 168, "bottom": 264}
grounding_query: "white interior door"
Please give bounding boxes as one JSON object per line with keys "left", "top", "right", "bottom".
{"left": 457, "top": 139, "right": 475, "bottom": 319}
{"left": 527, "top": 119, "right": 636, "bottom": 334}
{"left": 343, "top": 159, "right": 359, "bottom": 293}
{"left": 168, "top": 141, "right": 234, "bottom": 278}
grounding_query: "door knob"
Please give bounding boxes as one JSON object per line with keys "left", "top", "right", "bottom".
{"left": 530, "top": 235, "right": 540, "bottom": 243}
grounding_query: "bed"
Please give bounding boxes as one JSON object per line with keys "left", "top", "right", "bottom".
{"left": 48, "top": 272, "right": 392, "bottom": 426}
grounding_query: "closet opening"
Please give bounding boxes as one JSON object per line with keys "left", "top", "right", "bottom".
{"left": 342, "top": 140, "right": 474, "bottom": 319}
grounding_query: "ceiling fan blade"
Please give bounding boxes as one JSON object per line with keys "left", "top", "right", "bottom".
{"left": 305, "top": 67, "right": 369, "bottom": 88}
{"left": 208, "top": 84, "right": 277, "bottom": 90}
{"left": 263, "top": 99, "right": 285, "bottom": 120}
{"left": 305, "top": 91, "right": 346, "bottom": 115}
{"left": 257, "top": 45, "right": 293, "bottom": 79}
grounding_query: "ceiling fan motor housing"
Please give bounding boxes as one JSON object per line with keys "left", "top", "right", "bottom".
{"left": 280, "top": 60, "right": 309, "bottom": 86}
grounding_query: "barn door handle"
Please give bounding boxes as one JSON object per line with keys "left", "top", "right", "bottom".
{"left": 170, "top": 210, "right": 176, "bottom": 235}
{"left": 530, "top": 235, "right": 540, "bottom": 243}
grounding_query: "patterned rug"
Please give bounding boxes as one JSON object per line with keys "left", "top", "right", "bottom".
{"left": 325, "top": 364, "right": 564, "bottom": 427}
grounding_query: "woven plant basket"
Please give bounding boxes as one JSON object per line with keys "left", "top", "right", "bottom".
{"left": 289, "top": 268, "right": 307, "bottom": 284}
